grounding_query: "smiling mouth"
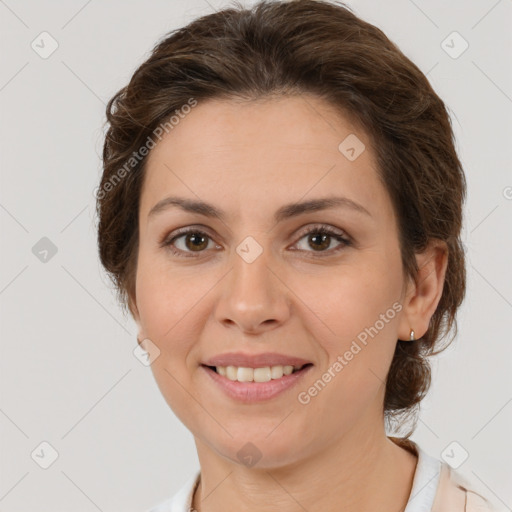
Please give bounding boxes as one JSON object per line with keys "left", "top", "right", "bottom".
{"left": 203, "top": 363, "right": 313, "bottom": 383}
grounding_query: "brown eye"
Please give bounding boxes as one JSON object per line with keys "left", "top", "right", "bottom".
{"left": 161, "top": 224, "right": 351, "bottom": 259}
{"left": 182, "top": 232, "right": 209, "bottom": 251}
{"left": 161, "top": 228, "right": 218, "bottom": 258}
{"left": 294, "top": 225, "right": 351, "bottom": 255}
{"left": 307, "top": 232, "right": 332, "bottom": 251}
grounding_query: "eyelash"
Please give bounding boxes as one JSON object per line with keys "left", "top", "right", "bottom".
{"left": 160, "top": 224, "right": 352, "bottom": 259}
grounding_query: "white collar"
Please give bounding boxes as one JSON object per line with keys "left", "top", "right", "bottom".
{"left": 404, "top": 444, "right": 442, "bottom": 512}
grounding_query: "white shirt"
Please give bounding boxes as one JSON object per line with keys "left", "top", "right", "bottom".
{"left": 146, "top": 441, "right": 494, "bottom": 512}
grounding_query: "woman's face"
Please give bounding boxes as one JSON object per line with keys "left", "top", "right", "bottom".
{"left": 132, "top": 95, "right": 413, "bottom": 467}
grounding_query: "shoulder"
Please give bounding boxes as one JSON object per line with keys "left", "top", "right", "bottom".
{"left": 390, "top": 437, "right": 497, "bottom": 512}
{"left": 432, "top": 461, "right": 496, "bottom": 512}
{"left": 144, "top": 471, "right": 201, "bottom": 512}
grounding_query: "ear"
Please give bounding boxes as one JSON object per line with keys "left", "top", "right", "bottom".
{"left": 397, "top": 239, "right": 449, "bottom": 341}
{"left": 128, "top": 294, "right": 145, "bottom": 347}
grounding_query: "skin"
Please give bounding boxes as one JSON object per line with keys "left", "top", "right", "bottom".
{"left": 130, "top": 94, "right": 448, "bottom": 512}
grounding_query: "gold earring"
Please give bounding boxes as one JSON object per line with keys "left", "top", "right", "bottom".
{"left": 409, "top": 329, "right": 416, "bottom": 341}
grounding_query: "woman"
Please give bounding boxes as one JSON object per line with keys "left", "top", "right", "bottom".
{"left": 96, "top": 1, "right": 495, "bottom": 510}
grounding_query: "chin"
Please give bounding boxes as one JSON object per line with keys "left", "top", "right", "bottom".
{"left": 207, "top": 430, "right": 313, "bottom": 471}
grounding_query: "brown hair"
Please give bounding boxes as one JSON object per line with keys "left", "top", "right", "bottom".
{"left": 96, "top": 0, "right": 466, "bottom": 434}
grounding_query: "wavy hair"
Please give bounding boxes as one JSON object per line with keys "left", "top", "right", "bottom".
{"left": 96, "top": 0, "right": 467, "bottom": 435}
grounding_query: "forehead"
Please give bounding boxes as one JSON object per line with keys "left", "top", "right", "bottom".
{"left": 147, "top": 95, "right": 367, "bottom": 163}
{"left": 140, "top": 95, "right": 390, "bottom": 224}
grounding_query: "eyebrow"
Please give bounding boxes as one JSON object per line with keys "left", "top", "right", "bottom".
{"left": 148, "top": 196, "right": 372, "bottom": 222}
{"left": 148, "top": 195, "right": 372, "bottom": 223}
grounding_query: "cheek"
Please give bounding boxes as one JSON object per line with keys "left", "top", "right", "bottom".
{"left": 135, "top": 251, "right": 205, "bottom": 341}
{"left": 135, "top": 259, "right": 208, "bottom": 426}
{"left": 295, "top": 256, "right": 401, "bottom": 414}
{"left": 295, "top": 251, "right": 402, "bottom": 345}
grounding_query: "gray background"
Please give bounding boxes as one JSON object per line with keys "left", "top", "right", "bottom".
{"left": 0, "top": 0, "right": 511, "bottom": 510}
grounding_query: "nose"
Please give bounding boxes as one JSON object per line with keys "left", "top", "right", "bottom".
{"left": 214, "top": 246, "right": 291, "bottom": 335}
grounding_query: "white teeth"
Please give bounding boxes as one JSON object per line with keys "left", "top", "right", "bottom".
{"left": 237, "top": 367, "right": 253, "bottom": 382}
{"left": 226, "top": 366, "right": 237, "bottom": 380}
{"left": 271, "top": 365, "right": 283, "bottom": 379}
{"left": 215, "top": 364, "right": 302, "bottom": 382}
{"left": 253, "top": 367, "right": 271, "bottom": 382}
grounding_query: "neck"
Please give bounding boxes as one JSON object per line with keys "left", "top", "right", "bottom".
{"left": 191, "top": 417, "right": 417, "bottom": 512}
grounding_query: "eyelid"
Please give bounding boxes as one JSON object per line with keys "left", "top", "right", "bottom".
{"left": 158, "top": 224, "right": 217, "bottom": 246}
{"left": 293, "top": 223, "right": 350, "bottom": 241}
{"left": 160, "top": 223, "right": 352, "bottom": 257}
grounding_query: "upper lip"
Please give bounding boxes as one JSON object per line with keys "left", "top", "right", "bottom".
{"left": 202, "top": 352, "right": 313, "bottom": 368}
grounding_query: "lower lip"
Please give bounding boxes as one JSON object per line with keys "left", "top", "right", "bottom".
{"left": 201, "top": 365, "right": 313, "bottom": 403}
